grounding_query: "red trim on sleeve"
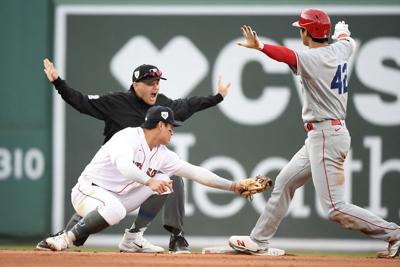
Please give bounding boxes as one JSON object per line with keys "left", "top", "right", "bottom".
{"left": 260, "top": 43, "right": 297, "bottom": 69}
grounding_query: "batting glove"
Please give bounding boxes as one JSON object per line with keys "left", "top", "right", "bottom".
{"left": 332, "top": 21, "right": 351, "bottom": 40}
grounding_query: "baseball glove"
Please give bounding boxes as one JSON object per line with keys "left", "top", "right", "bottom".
{"left": 238, "top": 175, "right": 273, "bottom": 198}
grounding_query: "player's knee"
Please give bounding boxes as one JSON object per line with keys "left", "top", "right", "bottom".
{"left": 328, "top": 208, "right": 340, "bottom": 221}
{"left": 98, "top": 202, "right": 127, "bottom": 226}
{"left": 271, "top": 177, "right": 296, "bottom": 198}
{"left": 329, "top": 211, "right": 354, "bottom": 230}
{"left": 327, "top": 208, "right": 343, "bottom": 224}
{"left": 328, "top": 202, "right": 355, "bottom": 229}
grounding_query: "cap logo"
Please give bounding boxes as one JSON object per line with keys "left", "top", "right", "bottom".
{"left": 134, "top": 70, "right": 140, "bottom": 78}
{"left": 161, "top": 111, "right": 169, "bottom": 120}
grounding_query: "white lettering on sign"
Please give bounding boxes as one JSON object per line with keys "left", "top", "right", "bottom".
{"left": 354, "top": 37, "right": 400, "bottom": 126}
{"left": 0, "top": 148, "right": 45, "bottom": 180}
{"left": 213, "top": 37, "right": 290, "bottom": 125}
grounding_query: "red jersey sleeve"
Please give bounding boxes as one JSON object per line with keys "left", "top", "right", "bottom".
{"left": 259, "top": 43, "right": 297, "bottom": 69}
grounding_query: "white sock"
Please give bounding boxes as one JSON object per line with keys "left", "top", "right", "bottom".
{"left": 66, "top": 231, "right": 77, "bottom": 243}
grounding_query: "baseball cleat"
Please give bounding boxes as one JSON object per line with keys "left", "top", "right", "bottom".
{"left": 45, "top": 232, "right": 71, "bottom": 251}
{"left": 229, "top": 235, "right": 285, "bottom": 256}
{"left": 229, "top": 235, "right": 261, "bottom": 253}
{"left": 377, "top": 240, "right": 400, "bottom": 258}
{"left": 119, "top": 229, "right": 164, "bottom": 253}
{"left": 36, "top": 239, "right": 52, "bottom": 251}
{"left": 36, "top": 231, "right": 64, "bottom": 251}
{"left": 169, "top": 233, "right": 191, "bottom": 254}
{"left": 249, "top": 247, "right": 286, "bottom": 256}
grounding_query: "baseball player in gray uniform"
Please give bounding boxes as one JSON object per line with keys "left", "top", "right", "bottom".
{"left": 44, "top": 105, "right": 247, "bottom": 251}
{"left": 229, "top": 9, "right": 400, "bottom": 258}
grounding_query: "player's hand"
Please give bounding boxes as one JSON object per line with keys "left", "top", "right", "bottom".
{"left": 238, "top": 25, "right": 263, "bottom": 49}
{"left": 217, "top": 76, "right": 231, "bottom": 98}
{"left": 145, "top": 178, "right": 173, "bottom": 194}
{"left": 332, "top": 21, "right": 351, "bottom": 40}
{"left": 43, "top": 58, "right": 59, "bottom": 82}
{"left": 230, "top": 182, "right": 242, "bottom": 193}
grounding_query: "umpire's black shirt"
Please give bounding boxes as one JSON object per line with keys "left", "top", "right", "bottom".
{"left": 52, "top": 77, "right": 223, "bottom": 143}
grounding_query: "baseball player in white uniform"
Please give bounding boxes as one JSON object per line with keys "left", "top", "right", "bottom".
{"left": 44, "top": 105, "right": 244, "bottom": 251}
{"left": 229, "top": 9, "right": 400, "bottom": 258}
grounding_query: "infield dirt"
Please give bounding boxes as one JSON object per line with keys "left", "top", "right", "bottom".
{"left": 1, "top": 250, "right": 399, "bottom": 267}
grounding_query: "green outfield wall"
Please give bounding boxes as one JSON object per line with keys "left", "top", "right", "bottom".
{"left": 0, "top": 0, "right": 53, "bottom": 239}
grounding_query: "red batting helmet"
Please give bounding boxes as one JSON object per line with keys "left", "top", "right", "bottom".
{"left": 292, "top": 9, "right": 331, "bottom": 39}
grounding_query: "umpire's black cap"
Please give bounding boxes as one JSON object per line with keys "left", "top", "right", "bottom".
{"left": 132, "top": 64, "right": 167, "bottom": 83}
{"left": 142, "top": 106, "right": 182, "bottom": 129}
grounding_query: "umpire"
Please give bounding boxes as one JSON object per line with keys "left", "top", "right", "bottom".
{"left": 37, "top": 58, "right": 231, "bottom": 253}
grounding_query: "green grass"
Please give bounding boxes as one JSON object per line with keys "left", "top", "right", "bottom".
{"left": 288, "top": 250, "right": 376, "bottom": 257}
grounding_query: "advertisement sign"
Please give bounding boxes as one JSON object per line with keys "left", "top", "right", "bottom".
{"left": 53, "top": 5, "right": 400, "bottom": 249}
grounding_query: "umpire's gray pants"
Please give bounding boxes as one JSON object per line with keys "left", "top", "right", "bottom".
{"left": 163, "top": 176, "right": 185, "bottom": 231}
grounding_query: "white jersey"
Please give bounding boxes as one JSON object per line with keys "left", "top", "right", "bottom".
{"left": 80, "top": 127, "right": 183, "bottom": 194}
{"left": 295, "top": 40, "right": 354, "bottom": 122}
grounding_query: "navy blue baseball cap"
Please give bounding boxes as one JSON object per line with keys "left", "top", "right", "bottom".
{"left": 142, "top": 106, "right": 182, "bottom": 129}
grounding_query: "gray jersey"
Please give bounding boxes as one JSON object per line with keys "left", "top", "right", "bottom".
{"left": 246, "top": 37, "right": 400, "bottom": 251}
{"left": 230, "top": 23, "right": 400, "bottom": 256}
{"left": 295, "top": 40, "right": 354, "bottom": 122}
